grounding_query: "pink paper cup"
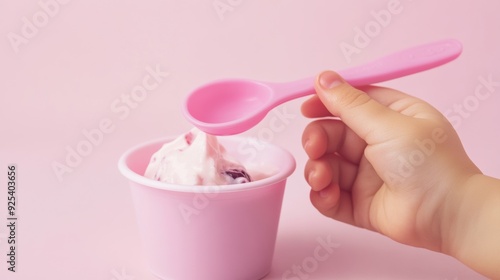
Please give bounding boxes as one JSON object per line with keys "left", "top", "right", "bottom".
{"left": 118, "top": 136, "right": 296, "bottom": 280}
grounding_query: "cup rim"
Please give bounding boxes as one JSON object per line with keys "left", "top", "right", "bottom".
{"left": 118, "top": 136, "right": 296, "bottom": 193}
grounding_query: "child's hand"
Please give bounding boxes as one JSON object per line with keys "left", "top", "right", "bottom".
{"left": 301, "top": 71, "right": 481, "bottom": 253}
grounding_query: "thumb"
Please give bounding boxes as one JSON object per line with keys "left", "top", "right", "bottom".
{"left": 315, "top": 70, "right": 403, "bottom": 143}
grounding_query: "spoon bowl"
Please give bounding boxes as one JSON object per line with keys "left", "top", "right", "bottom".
{"left": 185, "top": 79, "right": 273, "bottom": 129}
{"left": 183, "top": 39, "right": 463, "bottom": 135}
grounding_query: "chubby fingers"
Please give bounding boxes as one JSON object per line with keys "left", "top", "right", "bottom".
{"left": 301, "top": 85, "right": 420, "bottom": 118}
{"left": 302, "top": 119, "right": 366, "bottom": 163}
{"left": 304, "top": 154, "right": 358, "bottom": 192}
{"left": 314, "top": 71, "right": 404, "bottom": 143}
{"left": 306, "top": 155, "right": 357, "bottom": 226}
{"left": 305, "top": 155, "right": 379, "bottom": 229}
{"left": 301, "top": 95, "right": 332, "bottom": 118}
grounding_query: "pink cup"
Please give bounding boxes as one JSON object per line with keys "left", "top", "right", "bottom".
{"left": 118, "top": 136, "right": 296, "bottom": 280}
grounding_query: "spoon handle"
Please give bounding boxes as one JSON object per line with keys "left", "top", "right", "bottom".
{"left": 270, "top": 39, "right": 462, "bottom": 105}
{"left": 339, "top": 38, "right": 462, "bottom": 86}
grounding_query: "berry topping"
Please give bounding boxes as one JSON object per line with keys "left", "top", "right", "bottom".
{"left": 184, "top": 132, "right": 193, "bottom": 145}
{"left": 224, "top": 168, "right": 251, "bottom": 183}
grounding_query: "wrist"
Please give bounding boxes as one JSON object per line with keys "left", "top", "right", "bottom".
{"left": 440, "top": 173, "right": 500, "bottom": 279}
{"left": 439, "top": 173, "right": 479, "bottom": 256}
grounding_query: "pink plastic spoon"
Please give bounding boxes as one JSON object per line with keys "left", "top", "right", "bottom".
{"left": 183, "top": 39, "right": 462, "bottom": 135}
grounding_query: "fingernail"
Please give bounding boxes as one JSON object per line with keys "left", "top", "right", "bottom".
{"left": 319, "top": 71, "right": 343, "bottom": 90}
{"left": 304, "top": 139, "right": 311, "bottom": 151}
{"left": 308, "top": 170, "right": 316, "bottom": 183}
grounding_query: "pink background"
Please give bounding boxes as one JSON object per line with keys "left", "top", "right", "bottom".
{"left": 1, "top": 0, "right": 499, "bottom": 279}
